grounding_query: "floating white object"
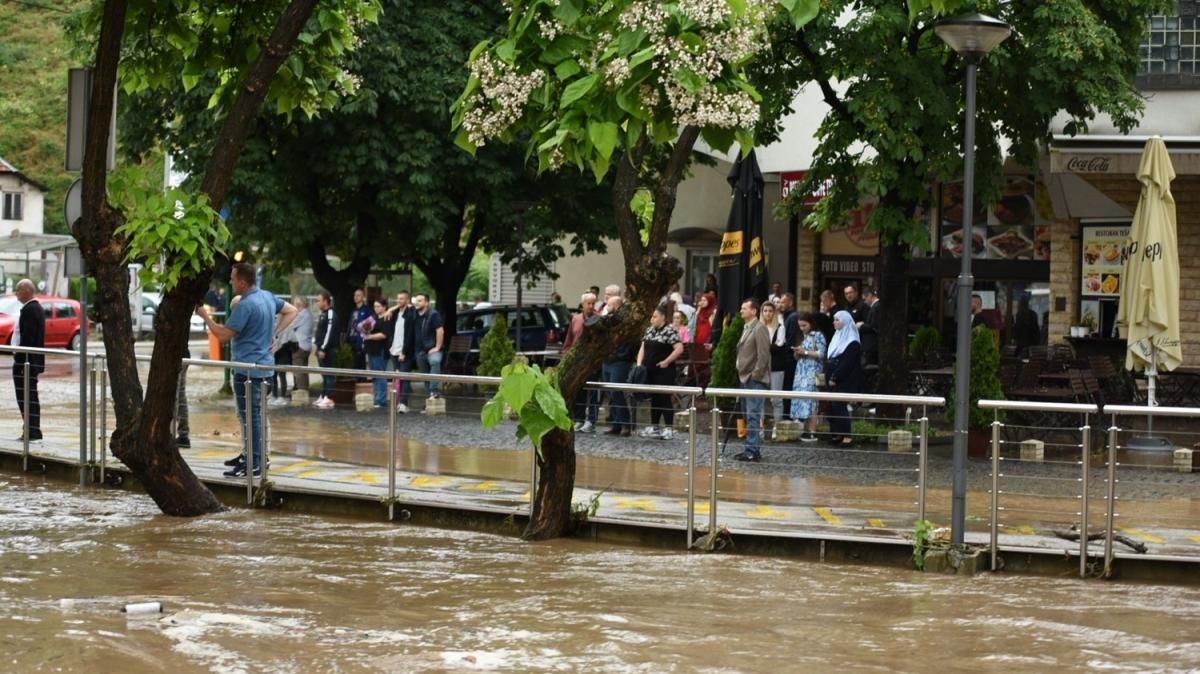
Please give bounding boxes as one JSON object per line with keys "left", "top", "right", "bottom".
{"left": 122, "top": 601, "right": 163, "bottom": 615}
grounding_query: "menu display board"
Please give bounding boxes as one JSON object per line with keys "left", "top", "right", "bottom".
{"left": 941, "top": 175, "right": 1051, "bottom": 260}
{"left": 1080, "top": 225, "right": 1130, "bottom": 296}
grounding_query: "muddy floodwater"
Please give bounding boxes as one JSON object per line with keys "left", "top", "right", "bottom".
{"left": 1, "top": 475, "right": 1198, "bottom": 673}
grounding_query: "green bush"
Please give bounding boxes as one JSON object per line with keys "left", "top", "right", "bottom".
{"left": 909, "top": 325, "right": 941, "bottom": 361}
{"left": 333, "top": 342, "right": 354, "bottom": 370}
{"left": 477, "top": 313, "right": 515, "bottom": 379}
{"left": 947, "top": 325, "right": 1005, "bottom": 430}
{"left": 67, "top": 277, "right": 98, "bottom": 301}
{"left": 709, "top": 314, "right": 745, "bottom": 408}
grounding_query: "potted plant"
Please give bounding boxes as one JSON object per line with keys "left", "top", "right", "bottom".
{"left": 329, "top": 342, "right": 360, "bottom": 405}
{"left": 947, "top": 325, "right": 1005, "bottom": 457}
{"left": 477, "top": 313, "right": 515, "bottom": 382}
{"left": 708, "top": 315, "right": 745, "bottom": 433}
{"left": 909, "top": 325, "right": 941, "bottom": 365}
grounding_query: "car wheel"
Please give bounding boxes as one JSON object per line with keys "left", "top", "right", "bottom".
{"left": 69, "top": 332, "right": 82, "bottom": 351}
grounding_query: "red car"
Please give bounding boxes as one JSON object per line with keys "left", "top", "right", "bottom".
{"left": 0, "top": 294, "right": 87, "bottom": 351}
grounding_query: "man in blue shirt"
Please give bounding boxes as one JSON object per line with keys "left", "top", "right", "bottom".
{"left": 197, "top": 263, "right": 298, "bottom": 476}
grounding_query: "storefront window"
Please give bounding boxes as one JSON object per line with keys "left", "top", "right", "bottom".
{"left": 938, "top": 175, "right": 1051, "bottom": 262}
{"left": 1139, "top": 2, "right": 1200, "bottom": 85}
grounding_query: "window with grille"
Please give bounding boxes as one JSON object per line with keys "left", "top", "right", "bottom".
{"left": 1140, "top": 2, "right": 1200, "bottom": 87}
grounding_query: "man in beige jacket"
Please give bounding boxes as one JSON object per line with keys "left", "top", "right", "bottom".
{"left": 735, "top": 298, "right": 771, "bottom": 461}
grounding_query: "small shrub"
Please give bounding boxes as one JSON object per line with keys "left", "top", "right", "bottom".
{"left": 946, "top": 325, "right": 1005, "bottom": 430}
{"left": 477, "top": 313, "right": 515, "bottom": 378}
{"left": 333, "top": 342, "right": 354, "bottom": 370}
{"left": 909, "top": 325, "right": 941, "bottom": 361}
{"left": 709, "top": 315, "right": 745, "bottom": 409}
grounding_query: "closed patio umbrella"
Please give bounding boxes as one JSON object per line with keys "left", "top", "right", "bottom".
{"left": 1116, "top": 137, "right": 1181, "bottom": 442}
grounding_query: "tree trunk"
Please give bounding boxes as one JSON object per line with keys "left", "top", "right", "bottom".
{"left": 877, "top": 242, "right": 910, "bottom": 403}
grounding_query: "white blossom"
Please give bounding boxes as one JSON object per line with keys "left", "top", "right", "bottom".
{"left": 462, "top": 52, "right": 546, "bottom": 146}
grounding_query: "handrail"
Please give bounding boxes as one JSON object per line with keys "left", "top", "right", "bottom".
{"left": 978, "top": 399, "right": 1098, "bottom": 414}
{"left": 1102, "top": 404, "right": 1200, "bottom": 418}
{"left": 704, "top": 387, "right": 945, "bottom": 407}
{"left": 0, "top": 344, "right": 104, "bottom": 359}
{"left": 584, "top": 381, "right": 704, "bottom": 397}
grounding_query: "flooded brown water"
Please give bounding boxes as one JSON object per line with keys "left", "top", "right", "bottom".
{"left": 2, "top": 475, "right": 1199, "bottom": 673}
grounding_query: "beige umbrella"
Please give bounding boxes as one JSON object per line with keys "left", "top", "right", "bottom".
{"left": 1117, "top": 137, "right": 1182, "bottom": 416}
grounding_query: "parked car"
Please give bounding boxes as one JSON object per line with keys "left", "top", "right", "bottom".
{"left": 455, "top": 304, "right": 569, "bottom": 352}
{"left": 142, "top": 292, "right": 207, "bottom": 335}
{"left": 0, "top": 294, "right": 88, "bottom": 350}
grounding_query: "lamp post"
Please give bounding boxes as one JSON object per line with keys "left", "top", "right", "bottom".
{"left": 935, "top": 13, "right": 1012, "bottom": 546}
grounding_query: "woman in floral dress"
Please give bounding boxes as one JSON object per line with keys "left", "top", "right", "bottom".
{"left": 790, "top": 313, "right": 826, "bottom": 442}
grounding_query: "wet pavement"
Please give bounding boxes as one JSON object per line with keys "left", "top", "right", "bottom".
{"left": 3, "top": 347, "right": 1200, "bottom": 564}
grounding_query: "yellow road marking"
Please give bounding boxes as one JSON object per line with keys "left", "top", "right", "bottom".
{"left": 677, "top": 501, "right": 711, "bottom": 514}
{"left": 613, "top": 498, "right": 657, "bottom": 512}
{"left": 813, "top": 507, "right": 842, "bottom": 525}
{"left": 867, "top": 518, "right": 886, "bottom": 528}
{"left": 459, "top": 481, "right": 498, "bottom": 492}
{"left": 196, "top": 450, "right": 229, "bottom": 459}
{"left": 1189, "top": 535, "right": 1200, "bottom": 545}
{"left": 1117, "top": 526, "right": 1165, "bottom": 544}
{"left": 295, "top": 469, "right": 326, "bottom": 479}
{"left": 521, "top": 491, "right": 531, "bottom": 501}
{"left": 339, "top": 472, "right": 380, "bottom": 484}
{"left": 274, "top": 460, "right": 320, "bottom": 474}
{"left": 746, "top": 505, "right": 788, "bottom": 519}
{"left": 410, "top": 476, "right": 451, "bottom": 488}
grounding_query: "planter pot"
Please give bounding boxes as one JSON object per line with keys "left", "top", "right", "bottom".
{"left": 967, "top": 428, "right": 993, "bottom": 458}
{"left": 329, "top": 378, "right": 367, "bottom": 406}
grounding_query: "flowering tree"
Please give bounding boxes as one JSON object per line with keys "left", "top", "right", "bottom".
{"left": 452, "top": 0, "right": 818, "bottom": 539}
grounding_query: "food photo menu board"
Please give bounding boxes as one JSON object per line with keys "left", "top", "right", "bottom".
{"left": 940, "top": 175, "right": 1051, "bottom": 260}
{"left": 1080, "top": 224, "right": 1130, "bottom": 296}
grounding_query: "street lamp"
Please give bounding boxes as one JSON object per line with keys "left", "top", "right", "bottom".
{"left": 935, "top": 13, "right": 1011, "bottom": 546}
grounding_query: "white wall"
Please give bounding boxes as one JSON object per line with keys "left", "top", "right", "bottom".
{"left": 1050, "top": 90, "right": 1200, "bottom": 137}
{"left": 0, "top": 173, "right": 45, "bottom": 236}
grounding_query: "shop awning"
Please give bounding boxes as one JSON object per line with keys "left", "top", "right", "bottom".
{"left": 1049, "top": 135, "right": 1200, "bottom": 175}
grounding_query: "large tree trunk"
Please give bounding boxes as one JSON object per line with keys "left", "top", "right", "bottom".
{"left": 74, "top": 0, "right": 321, "bottom": 516}
{"left": 877, "top": 242, "right": 910, "bottom": 400}
{"left": 522, "top": 129, "right": 696, "bottom": 540}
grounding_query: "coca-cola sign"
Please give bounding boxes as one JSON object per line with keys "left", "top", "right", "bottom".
{"left": 1064, "top": 155, "right": 1114, "bottom": 173}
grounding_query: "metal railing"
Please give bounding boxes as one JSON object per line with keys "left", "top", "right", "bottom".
{"left": 977, "top": 399, "right": 1098, "bottom": 577}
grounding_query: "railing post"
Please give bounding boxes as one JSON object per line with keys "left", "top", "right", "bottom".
{"left": 686, "top": 395, "right": 697, "bottom": 549}
{"left": 22, "top": 360, "right": 31, "bottom": 472}
{"left": 244, "top": 378, "right": 255, "bottom": 506}
{"left": 709, "top": 407, "right": 720, "bottom": 535}
{"left": 990, "top": 412, "right": 1001, "bottom": 571}
{"left": 260, "top": 378, "right": 270, "bottom": 486}
{"left": 99, "top": 361, "right": 108, "bottom": 484}
{"left": 1080, "top": 417, "right": 1091, "bottom": 578}
{"left": 387, "top": 381, "right": 397, "bottom": 521}
{"left": 1104, "top": 416, "right": 1118, "bottom": 574}
{"left": 918, "top": 407, "right": 929, "bottom": 522}
{"left": 89, "top": 359, "right": 98, "bottom": 467}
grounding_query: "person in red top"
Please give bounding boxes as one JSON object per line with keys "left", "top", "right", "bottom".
{"left": 693, "top": 291, "right": 717, "bottom": 347}
{"left": 563, "top": 292, "right": 600, "bottom": 432}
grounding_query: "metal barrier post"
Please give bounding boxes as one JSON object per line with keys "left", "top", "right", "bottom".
{"left": 260, "top": 378, "right": 270, "bottom": 485}
{"left": 387, "top": 382, "right": 397, "bottom": 521}
{"left": 21, "top": 360, "right": 31, "bottom": 471}
{"left": 530, "top": 437, "right": 538, "bottom": 519}
{"left": 709, "top": 407, "right": 719, "bottom": 534}
{"left": 1104, "top": 417, "right": 1118, "bottom": 572}
{"left": 918, "top": 407, "right": 929, "bottom": 522}
{"left": 100, "top": 362, "right": 108, "bottom": 483}
{"left": 244, "top": 378, "right": 255, "bottom": 505}
{"left": 80, "top": 353, "right": 91, "bottom": 485}
{"left": 990, "top": 413, "right": 1001, "bottom": 571}
{"left": 89, "top": 359, "right": 98, "bottom": 466}
{"left": 686, "top": 396, "right": 697, "bottom": 548}
{"left": 1080, "top": 419, "right": 1091, "bottom": 578}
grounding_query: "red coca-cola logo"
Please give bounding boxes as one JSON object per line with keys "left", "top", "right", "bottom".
{"left": 1066, "top": 156, "right": 1112, "bottom": 173}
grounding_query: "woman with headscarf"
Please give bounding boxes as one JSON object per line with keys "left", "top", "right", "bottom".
{"left": 825, "top": 310, "right": 864, "bottom": 446}
{"left": 692, "top": 291, "right": 717, "bottom": 347}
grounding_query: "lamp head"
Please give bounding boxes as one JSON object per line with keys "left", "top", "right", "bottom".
{"left": 934, "top": 13, "right": 1012, "bottom": 61}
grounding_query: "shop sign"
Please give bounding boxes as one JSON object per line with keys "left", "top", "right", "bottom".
{"left": 1065, "top": 155, "right": 1114, "bottom": 173}
{"left": 780, "top": 170, "right": 831, "bottom": 204}
{"left": 820, "top": 256, "right": 877, "bottom": 276}
{"left": 1080, "top": 224, "right": 1130, "bottom": 296}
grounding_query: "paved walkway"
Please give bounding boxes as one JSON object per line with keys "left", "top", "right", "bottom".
{"left": 3, "top": 410, "right": 1199, "bottom": 564}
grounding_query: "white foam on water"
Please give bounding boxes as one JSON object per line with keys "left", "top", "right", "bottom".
{"left": 597, "top": 614, "right": 628, "bottom": 623}
{"left": 157, "top": 609, "right": 310, "bottom": 674}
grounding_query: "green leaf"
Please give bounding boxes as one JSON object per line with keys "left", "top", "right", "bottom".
{"left": 587, "top": 120, "right": 619, "bottom": 160}
{"left": 553, "top": 0, "right": 582, "bottom": 26}
{"left": 495, "top": 38, "right": 517, "bottom": 63}
{"left": 701, "top": 126, "right": 736, "bottom": 153}
{"left": 726, "top": 0, "right": 747, "bottom": 16}
{"left": 590, "top": 152, "right": 610, "bottom": 183}
{"left": 787, "top": 0, "right": 820, "bottom": 28}
{"left": 499, "top": 366, "right": 537, "bottom": 410}
{"left": 518, "top": 405, "right": 557, "bottom": 449}
{"left": 454, "top": 128, "right": 477, "bottom": 155}
{"left": 554, "top": 59, "right": 581, "bottom": 80}
{"left": 560, "top": 73, "right": 599, "bottom": 108}
{"left": 617, "top": 29, "right": 646, "bottom": 56}
{"left": 533, "top": 384, "right": 572, "bottom": 429}
{"left": 481, "top": 397, "right": 505, "bottom": 427}
{"left": 627, "top": 46, "right": 655, "bottom": 69}
{"left": 672, "top": 67, "right": 705, "bottom": 93}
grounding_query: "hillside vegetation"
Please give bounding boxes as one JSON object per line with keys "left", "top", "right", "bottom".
{"left": 0, "top": 0, "right": 83, "bottom": 234}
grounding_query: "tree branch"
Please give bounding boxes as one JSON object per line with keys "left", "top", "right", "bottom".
{"left": 794, "top": 30, "right": 865, "bottom": 137}
{"left": 649, "top": 125, "right": 700, "bottom": 249}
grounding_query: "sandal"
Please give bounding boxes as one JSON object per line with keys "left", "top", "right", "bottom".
{"left": 839, "top": 437, "right": 854, "bottom": 446}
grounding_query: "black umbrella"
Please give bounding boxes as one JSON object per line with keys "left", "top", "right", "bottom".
{"left": 716, "top": 150, "right": 767, "bottom": 319}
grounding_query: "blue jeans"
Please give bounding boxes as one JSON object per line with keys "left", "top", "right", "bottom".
{"left": 234, "top": 373, "right": 266, "bottom": 467}
{"left": 368, "top": 352, "right": 388, "bottom": 405}
{"left": 416, "top": 349, "right": 443, "bottom": 396}
{"left": 393, "top": 354, "right": 413, "bottom": 405}
{"left": 602, "top": 361, "right": 632, "bottom": 430}
{"left": 741, "top": 379, "right": 767, "bottom": 457}
{"left": 319, "top": 350, "right": 335, "bottom": 398}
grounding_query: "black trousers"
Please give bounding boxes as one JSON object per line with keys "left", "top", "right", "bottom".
{"left": 13, "top": 363, "right": 41, "bottom": 439}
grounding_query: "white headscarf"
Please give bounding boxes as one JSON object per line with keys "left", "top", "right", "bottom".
{"left": 826, "top": 310, "right": 860, "bottom": 359}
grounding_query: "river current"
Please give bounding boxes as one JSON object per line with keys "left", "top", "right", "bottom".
{"left": 1, "top": 474, "right": 1197, "bottom": 673}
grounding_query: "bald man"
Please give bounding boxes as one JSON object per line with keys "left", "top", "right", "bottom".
{"left": 11, "top": 279, "right": 45, "bottom": 442}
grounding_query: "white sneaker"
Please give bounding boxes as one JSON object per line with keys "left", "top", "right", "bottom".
{"left": 660, "top": 428, "right": 674, "bottom": 440}
{"left": 396, "top": 403, "right": 409, "bottom": 414}
{"left": 317, "top": 398, "right": 335, "bottom": 409}
{"left": 269, "top": 397, "right": 288, "bottom": 408}
{"left": 312, "top": 396, "right": 327, "bottom": 407}
{"left": 573, "top": 421, "right": 585, "bottom": 431}
{"left": 639, "top": 426, "right": 658, "bottom": 438}
{"left": 579, "top": 421, "right": 595, "bottom": 433}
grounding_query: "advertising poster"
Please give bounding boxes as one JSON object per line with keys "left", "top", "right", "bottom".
{"left": 1080, "top": 225, "right": 1130, "bottom": 296}
{"left": 941, "top": 175, "right": 1048, "bottom": 260}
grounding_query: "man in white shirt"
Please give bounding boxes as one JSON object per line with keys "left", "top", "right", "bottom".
{"left": 386, "top": 291, "right": 417, "bottom": 413}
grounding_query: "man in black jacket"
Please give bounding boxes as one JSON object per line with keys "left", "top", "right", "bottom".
{"left": 11, "top": 279, "right": 44, "bottom": 442}
{"left": 861, "top": 287, "right": 882, "bottom": 366}
{"left": 386, "top": 290, "right": 417, "bottom": 413}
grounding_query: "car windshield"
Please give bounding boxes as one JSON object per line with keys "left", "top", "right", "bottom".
{"left": 0, "top": 298, "right": 20, "bottom": 316}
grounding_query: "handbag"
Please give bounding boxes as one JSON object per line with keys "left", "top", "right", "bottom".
{"left": 814, "top": 372, "right": 826, "bottom": 387}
